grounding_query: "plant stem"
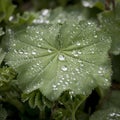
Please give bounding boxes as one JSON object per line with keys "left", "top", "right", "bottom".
{"left": 39, "top": 108, "right": 46, "bottom": 120}
{"left": 72, "top": 111, "right": 76, "bottom": 120}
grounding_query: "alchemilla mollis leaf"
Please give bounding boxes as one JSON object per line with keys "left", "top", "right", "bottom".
{"left": 5, "top": 21, "right": 111, "bottom": 101}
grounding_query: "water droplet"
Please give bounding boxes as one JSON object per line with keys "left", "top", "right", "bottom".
{"left": 36, "top": 31, "right": 39, "bottom": 34}
{"left": 61, "top": 66, "right": 68, "bottom": 71}
{"left": 14, "top": 49, "right": 17, "bottom": 53}
{"left": 98, "top": 70, "right": 102, "bottom": 74}
{"left": 57, "top": 19, "right": 62, "bottom": 23}
{"left": 9, "top": 16, "right": 14, "bottom": 21}
{"left": 52, "top": 85, "right": 58, "bottom": 90}
{"left": 65, "top": 82, "right": 68, "bottom": 85}
{"left": 105, "top": 79, "right": 108, "bottom": 82}
{"left": 87, "top": 22, "right": 91, "bottom": 25}
{"left": 76, "top": 42, "right": 81, "bottom": 46}
{"left": 48, "top": 49, "right": 52, "bottom": 53}
{"left": 72, "top": 50, "right": 78, "bottom": 57}
{"left": 39, "top": 38, "right": 43, "bottom": 41}
{"left": 91, "top": 51, "right": 94, "bottom": 54}
{"left": 19, "top": 50, "right": 24, "bottom": 54}
{"left": 38, "top": 43, "right": 41, "bottom": 47}
{"left": 72, "top": 24, "right": 75, "bottom": 27}
{"left": 32, "top": 51, "right": 36, "bottom": 55}
{"left": 78, "top": 51, "right": 82, "bottom": 55}
{"left": 57, "top": 83, "right": 61, "bottom": 85}
{"left": 82, "top": 1, "right": 91, "bottom": 7}
{"left": 13, "top": 43, "right": 16, "bottom": 46}
{"left": 42, "top": 9, "right": 49, "bottom": 16}
{"left": 94, "top": 35, "right": 97, "bottom": 38}
{"left": 58, "top": 55, "right": 65, "bottom": 61}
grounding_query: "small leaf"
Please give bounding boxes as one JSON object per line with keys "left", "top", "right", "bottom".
{"left": 22, "top": 90, "right": 52, "bottom": 110}
{"left": 6, "top": 21, "right": 111, "bottom": 101}
{"left": 11, "top": 12, "right": 38, "bottom": 26}
{"left": 0, "top": 67, "right": 16, "bottom": 88}
{"left": 90, "top": 107, "right": 120, "bottom": 120}
{"left": 98, "top": 2, "right": 120, "bottom": 55}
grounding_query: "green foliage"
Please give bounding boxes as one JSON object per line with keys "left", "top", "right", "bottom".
{"left": 0, "top": 0, "right": 120, "bottom": 120}
{"left": 0, "top": 105, "right": 7, "bottom": 120}
{"left": 22, "top": 90, "right": 52, "bottom": 110}
{"left": 0, "top": 0, "right": 16, "bottom": 22}
{"left": 101, "top": 90, "right": 120, "bottom": 109}
{"left": 90, "top": 90, "right": 120, "bottom": 120}
{"left": 53, "top": 91, "right": 87, "bottom": 120}
{"left": 0, "top": 67, "right": 16, "bottom": 88}
{"left": 90, "top": 107, "right": 120, "bottom": 120}
{"left": 10, "top": 12, "right": 38, "bottom": 26}
{"left": 98, "top": 2, "right": 120, "bottom": 55}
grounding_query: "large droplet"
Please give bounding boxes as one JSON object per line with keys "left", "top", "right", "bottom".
{"left": 58, "top": 55, "right": 65, "bottom": 61}
{"left": 32, "top": 51, "right": 36, "bottom": 55}
{"left": 48, "top": 49, "right": 52, "bottom": 53}
{"left": 76, "top": 42, "right": 81, "bottom": 46}
{"left": 42, "top": 9, "right": 49, "bottom": 16}
{"left": 61, "top": 66, "right": 68, "bottom": 71}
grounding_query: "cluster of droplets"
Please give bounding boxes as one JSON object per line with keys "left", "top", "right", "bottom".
{"left": 33, "top": 9, "right": 50, "bottom": 24}
{"left": 107, "top": 112, "right": 120, "bottom": 120}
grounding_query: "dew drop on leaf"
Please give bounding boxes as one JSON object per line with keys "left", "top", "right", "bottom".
{"left": 58, "top": 54, "right": 65, "bottom": 61}
{"left": 48, "top": 49, "right": 52, "bottom": 53}
{"left": 94, "top": 35, "right": 98, "bottom": 38}
{"left": 32, "top": 51, "right": 36, "bottom": 55}
{"left": 61, "top": 65, "right": 68, "bottom": 71}
{"left": 76, "top": 42, "right": 81, "bottom": 46}
{"left": 42, "top": 9, "right": 49, "bottom": 16}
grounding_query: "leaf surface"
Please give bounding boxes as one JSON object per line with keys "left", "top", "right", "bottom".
{"left": 6, "top": 21, "right": 111, "bottom": 100}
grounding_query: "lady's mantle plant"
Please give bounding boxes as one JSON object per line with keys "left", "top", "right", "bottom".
{"left": 1, "top": 0, "right": 120, "bottom": 120}
{"left": 5, "top": 20, "right": 111, "bottom": 101}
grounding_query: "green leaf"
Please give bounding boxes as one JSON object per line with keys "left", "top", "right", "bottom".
{"left": 0, "top": 104, "right": 7, "bottom": 120}
{"left": 101, "top": 90, "right": 120, "bottom": 109}
{"left": 90, "top": 107, "right": 120, "bottom": 120}
{"left": 11, "top": 12, "right": 38, "bottom": 26}
{"left": 5, "top": 21, "right": 111, "bottom": 101}
{"left": 0, "top": 0, "right": 16, "bottom": 22}
{"left": 22, "top": 90, "right": 52, "bottom": 110}
{"left": 98, "top": 2, "right": 120, "bottom": 55}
